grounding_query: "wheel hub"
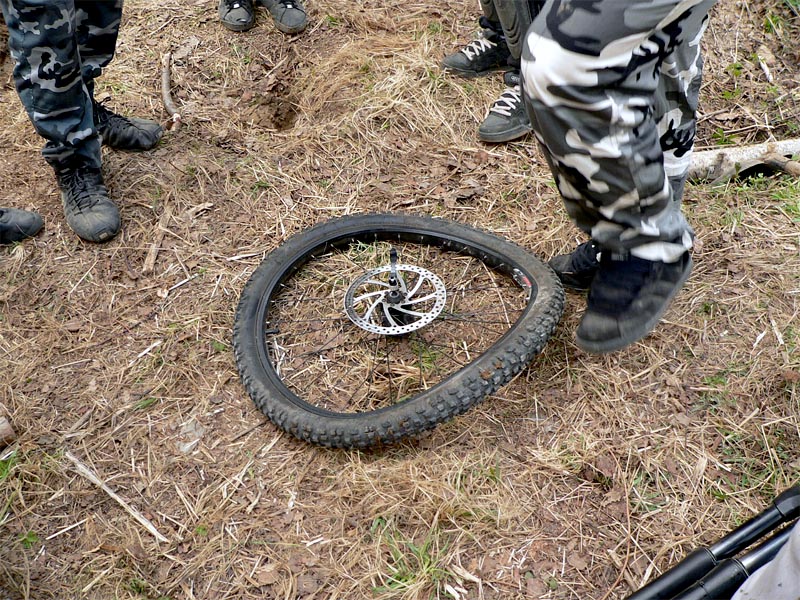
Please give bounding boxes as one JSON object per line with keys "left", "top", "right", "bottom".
{"left": 344, "top": 263, "right": 447, "bottom": 335}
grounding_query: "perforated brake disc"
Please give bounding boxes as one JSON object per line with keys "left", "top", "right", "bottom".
{"left": 344, "top": 264, "right": 447, "bottom": 335}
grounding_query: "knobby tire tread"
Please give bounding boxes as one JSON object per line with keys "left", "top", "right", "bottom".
{"left": 232, "top": 214, "right": 565, "bottom": 448}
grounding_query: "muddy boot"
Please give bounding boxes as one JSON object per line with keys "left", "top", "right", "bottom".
{"left": 56, "top": 165, "right": 120, "bottom": 243}
{"left": 0, "top": 207, "right": 43, "bottom": 244}
{"left": 576, "top": 251, "right": 693, "bottom": 353}
{"left": 219, "top": 0, "right": 256, "bottom": 31}
{"left": 93, "top": 99, "right": 163, "bottom": 151}
{"left": 258, "top": 0, "right": 307, "bottom": 34}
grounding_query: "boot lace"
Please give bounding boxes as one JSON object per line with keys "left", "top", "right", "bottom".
{"left": 94, "top": 99, "right": 132, "bottom": 131}
{"left": 489, "top": 85, "right": 522, "bottom": 117}
{"left": 461, "top": 37, "right": 496, "bottom": 61}
{"left": 60, "top": 167, "right": 106, "bottom": 213}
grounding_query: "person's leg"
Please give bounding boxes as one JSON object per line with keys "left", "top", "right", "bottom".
{"left": 441, "top": 0, "right": 512, "bottom": 78}
{"left": 547, "top": 2, "right": 707, "bottom": 289}
{"left": 1, "top": 0, "right": 101, "bottom": 169}
{"left": 0, "top": 0, "right": 119, "bottom": 242}
{"left": 521, "top": 0, "right": 716, "bottom": 352}
{"left": 75, "top": 0, "right": 162, "bottom": 151}
{"left": 478, "top": 1, "right": 543, "bottom": 143}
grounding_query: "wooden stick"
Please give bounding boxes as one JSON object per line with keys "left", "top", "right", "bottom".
{"left": 689, "top": 138, "right": 800, "bottom": 183}
{"left": 142, "top": 208, "right": 172, "bottom": 275}
{"left": 65, "top": 451, "right": 170, "bottom": 544}
{"left": 161, "top": 52, "right": 182, "bottom": 131}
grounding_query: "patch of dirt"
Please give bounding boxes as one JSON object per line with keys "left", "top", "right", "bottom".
{"left": 0, "top": 1, "right": 798, "bottom": 599}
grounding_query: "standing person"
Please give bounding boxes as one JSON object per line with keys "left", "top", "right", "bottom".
{"left": 442, "top": 1, "right": 542, "bottom": 143}
{"left": 219, "top": 0, "right": 307, "bottom": 34}
{"left": 0, "top": 0, "right": 163, "bottom": 243}
{"left": 520, "top": 0, "right": 714, "bottom": 353}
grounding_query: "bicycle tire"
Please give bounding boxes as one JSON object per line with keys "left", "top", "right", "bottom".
{"left": 233, "top": 213, "right": 565, "bottom": 448}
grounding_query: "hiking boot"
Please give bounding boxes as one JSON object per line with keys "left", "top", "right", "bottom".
{"left": 56, "top": 165, "right": 120, "bottom": 243}
{"left": 257, "top": 0, "right": 307, "bottom": 34}
{"left": 478, "top": 71, "right": 531, "bottom": 143}
{"left": 219, "top": 0, "right": 255, "bottom": 31}
{"left": 0, "top": 207, "right": 43, "bottom": 244}
{"left": 548, "top": 240, "right": 600, "bottom": 291}
{"left": 93, "top": 99, "right": 163, "bottom": 151}
{"left": 576, "top": 251, "right": 693, "bottom": 354}
{"left": 441, "top": 20, "right": 511, "bottom": 78}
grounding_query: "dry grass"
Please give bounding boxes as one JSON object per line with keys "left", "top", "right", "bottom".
{"left": 1, "top": 1, "right": 799, "bottom": 599}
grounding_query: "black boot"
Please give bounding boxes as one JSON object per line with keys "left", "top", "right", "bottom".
{"left": 93, "top": 99, "right": 163, "bottom": 151}
{"left": 548, "top": 240, "right": 600, "bottom": 291}
{"left": 56, "top": 165, "right": 120, "bottom": 243}
{"left": 0, "top": 207, "right": 43, "bottom": 244}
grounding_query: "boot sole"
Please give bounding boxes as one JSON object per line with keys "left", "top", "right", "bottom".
{"left": 576, "top": 255, "right": 693, "bottom": 354}
{"left": 441, "top": 65, "right": 513, "bottom": 79}
{"left": 220, "top": 17, "right": 255, "bottom": 31}
{"left": 478, "top": 124, "right": 531, "bottom": 143}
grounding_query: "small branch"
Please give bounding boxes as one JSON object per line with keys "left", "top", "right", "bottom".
{"left": 65, "top": 451, "right": 170, "bottom": 544}
{"left": 143, "top": 208, "right": 172, "bottom": 275}
{"left": 689, "top": 138, "right": 800, "bottom": 183}
{"left": 161, "top": 52, "right": 182, "bottom": 131}
{"left": 763, "top": 152, "right": 800, "bottom": 176}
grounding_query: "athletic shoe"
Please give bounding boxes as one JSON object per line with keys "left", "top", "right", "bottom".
{"left": 56, "top": 166, "right": 120, "bottom": 243}
{"left": 441, "top": 23, "right": 511, "bottom": 78}
{"left": 478, "top": 71, "right": 531, "bottom": 143}
{"left": 548, "top": 240, "right": 600, "bottom": 291}
{"left": 576, "top": 251, "right": 693, "bottom": 354}
{"left": 94, "top": 100, "right": 163, "bottom": 151}
{"left": 0, "top": 207, "right": 43, "bottom": 244}
{"left": 257, "top": 0, "right": 307, "bottom": 34}
{"left": 219, "top": 0, "right": 255, "bottom": 31}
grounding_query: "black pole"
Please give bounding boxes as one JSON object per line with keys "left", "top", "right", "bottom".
{"left": 623, "top": 485, "right": 800, "bottom": 600}
{"left": 669, "top": 521, "right": 795, "bottom": 600}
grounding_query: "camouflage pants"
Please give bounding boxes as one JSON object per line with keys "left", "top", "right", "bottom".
{"left": 0, "top": 0, "right": 123, "bottom": 170}
{"left": 521, "top": 0, "right": 716, "bottom": 262}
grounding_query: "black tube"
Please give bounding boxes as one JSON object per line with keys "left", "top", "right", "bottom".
{"left": 670, "top": 523, "right": 794, "bottom": 600}
{"left": 710, "top": 485, "right": 800, "bottom": 557}
{"left": 623, "top": 485, "right": 800, "bottom": 600}
{"left": 624, "top": 549, "right": 718, "bottom": 600}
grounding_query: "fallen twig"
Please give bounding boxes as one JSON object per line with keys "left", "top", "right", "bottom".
{"left": 65, "top": 451, "right": 170, "bottom": 544}
{"left": 143, "top": 208, "right": 172, "bottom": 275}
{"left": 161, "top": 52, "right": 182, "bottom": 131}
{"left": 689, "top": 138, "right": 800, "bottom": 183}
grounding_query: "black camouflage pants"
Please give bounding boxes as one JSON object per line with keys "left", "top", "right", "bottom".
{"left": 521, "top": 0, "right": 716, "bottom": 262}
{"left": 0, "top": 0, "right": 123, "bottom": 170}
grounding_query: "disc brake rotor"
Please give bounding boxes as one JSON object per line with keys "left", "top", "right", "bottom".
{"left": 344, "top": 264, "right": 447, "bottom": 335}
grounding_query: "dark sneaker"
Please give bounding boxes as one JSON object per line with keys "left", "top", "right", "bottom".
{"left": 257, "top": 0, "right": 307, "bottom": 34}
{"left": 219, "top": 0, "right": 255, "bottom": 31}
{"left": 94, "top": 100, "right": 163, "bottom": 151}
{"left": 548, "top": 240, "right": 600, "bottom": 291}
{"left": 576, "top": 251, "right": 693, "bottom": 354}
{"left": 441, "top": 23, "right": 511, "bottom": 78}
{"left": 56, "top": 166, "right": 120, "bottom": 243}
{"left": 478, "top": 71, "right": 531, "bottom": 143}
{"left": 0, "top": 207, "right": 43, "bottom": 244}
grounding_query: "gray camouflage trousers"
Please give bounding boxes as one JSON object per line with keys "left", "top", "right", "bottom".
{"left": 0, "top": 0, "right": 123, "bottom": 170}
{"left": 521, "top": 0, "right": 716, "bottom": 262}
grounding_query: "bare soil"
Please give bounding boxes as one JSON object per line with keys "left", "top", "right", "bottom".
{"left": 1, "top": 1, "right": 799, "bottom": 599}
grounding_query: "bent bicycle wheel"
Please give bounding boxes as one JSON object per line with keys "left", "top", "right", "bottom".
{"left": 233, "top": 214, "right": 564, "bottom": 448}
